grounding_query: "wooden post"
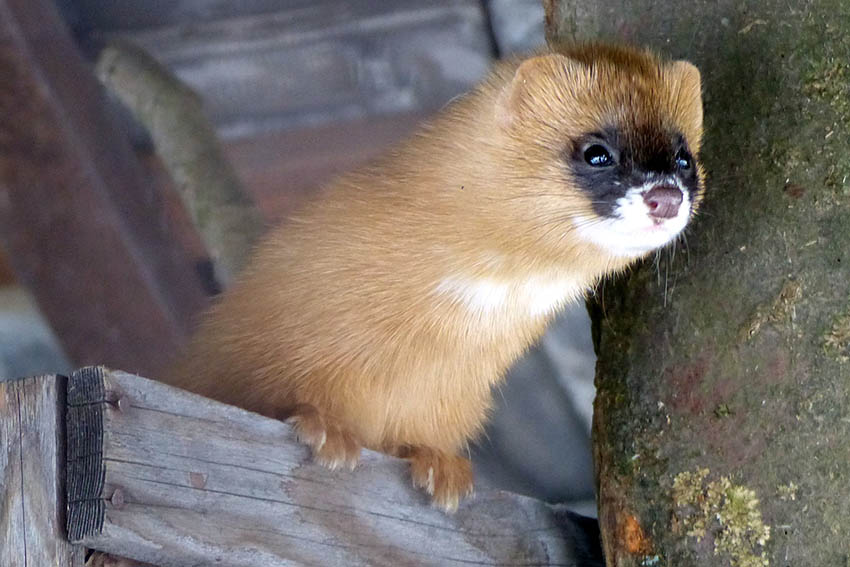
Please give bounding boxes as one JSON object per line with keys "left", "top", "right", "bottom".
{"left": 66, "top": 367, "right": 603, "bottom": 567}
{"left": 0, "top": 0, "right": 210, "bottom": 376}
{"left": 0, "top": 375, "right": 83, "bottom": 567}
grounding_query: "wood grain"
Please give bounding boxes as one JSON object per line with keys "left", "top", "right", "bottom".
{"left": 0, "top": 375, "right": 83, "bottom": 566}
{"left": 67, "top": 367, "right": 602, "bottom": 567}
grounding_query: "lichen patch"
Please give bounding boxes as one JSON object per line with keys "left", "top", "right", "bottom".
{"left": 621, "top": 513, "right": 654, "bottom": 556}
{"left": 739, "top": 279, "right": 802, "bottom": 342}
{"left": 777, "top": 481, "right": 798, "bottom": 501}
{"left": 824, "top": 307, "right": 850, "bottom": 361}
{"left": 673, "top": 469, "right": 771, "bottom": 567}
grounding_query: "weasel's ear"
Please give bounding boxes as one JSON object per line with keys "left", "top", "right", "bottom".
{"left": 670, "top": 60, "right": 701, "bottom": 95}
{"left": 496, "top": 53, "right": 584, "bottom": 128}
{"left": 669, "top": 60, "right": 704, "bottom": 138}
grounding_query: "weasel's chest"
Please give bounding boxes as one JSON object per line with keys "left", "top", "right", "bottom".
{"left": 434, "top": 274, "right": 587, "bottom": 324}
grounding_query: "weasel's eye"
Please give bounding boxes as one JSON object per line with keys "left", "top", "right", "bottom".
{"left": 584, "top": 144, "right": 614, "bottom": 167}
{"left": 675, "top": 148, "right": 693, "bottom": 171}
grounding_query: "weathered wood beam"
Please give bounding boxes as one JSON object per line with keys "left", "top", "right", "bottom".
{"left": 66, "top": 367, "right": 604, "bottom": 567}
{"left": 0, "top": 0, "right": 209, "bottom": 376}
{"left": 1, "top": 375, "right": 83, "bottom": 567}
{"left": 104, "top": 0, "right": 493, "bottom": 136}
{"left": 95, "top": 41, "right": 265, "bottom": 290}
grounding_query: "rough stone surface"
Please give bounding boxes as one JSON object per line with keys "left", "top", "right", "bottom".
{"left": 547, "top": 1, "right": 850, "bottom": 565}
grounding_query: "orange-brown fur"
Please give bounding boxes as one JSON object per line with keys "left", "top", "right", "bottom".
{"left": 165, "top": 43, "right": 704, "bottom": 510}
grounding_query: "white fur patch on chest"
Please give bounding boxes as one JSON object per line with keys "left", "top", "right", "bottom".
{"left": 435, "top": 275, "right": 584, "bottom": 318}
{"left": 523, "top": 277, "right": 580, "bottom": 316}
{"left": 435, "top": 277, "right": 510, "bottom": 312}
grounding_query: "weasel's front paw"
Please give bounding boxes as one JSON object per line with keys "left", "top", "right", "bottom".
{"left": 404, "top": 446, "right": 473, "bottom": 512}
{"left": 286, "top": 403, "right": 361, "bottom": 470}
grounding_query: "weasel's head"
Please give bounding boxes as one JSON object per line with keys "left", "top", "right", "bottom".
{"left": 495, "top": 43, "right": 705, "bottom": 260}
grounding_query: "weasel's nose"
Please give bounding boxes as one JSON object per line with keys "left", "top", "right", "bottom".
{"left": 643, "top": 186, "right": 683, "bottom": 220}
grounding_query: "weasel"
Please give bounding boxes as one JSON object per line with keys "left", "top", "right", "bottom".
{"left": 165, "top": 43, "right": 706, "bottom": 511}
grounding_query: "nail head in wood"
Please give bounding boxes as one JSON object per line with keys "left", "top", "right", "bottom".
{"left": 110, "top": 488, "right": 126, "bottom": 509}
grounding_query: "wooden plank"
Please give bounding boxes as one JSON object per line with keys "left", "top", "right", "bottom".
{"left": 0, "top": 0, "right": 210, "bottom": 377}
{"left": 0, "top": 375, "right": 84, "bottom": 567}
{"left": 224, "top": 112, "right": 427, "bottom": 223}
{"left": 111, "top": 0, "right": 493, "bottom": 137}
{"left": 67, "top": 367, "right": 604, "bottom": 566}
{"left": 71, "top": 0, "right": 331, "bottom": 30}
